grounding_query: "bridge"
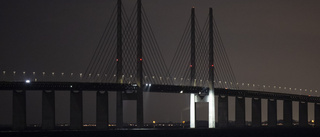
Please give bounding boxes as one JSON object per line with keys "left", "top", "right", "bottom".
{"left": 1, "top": 0, "right": 320, "bottom": 131}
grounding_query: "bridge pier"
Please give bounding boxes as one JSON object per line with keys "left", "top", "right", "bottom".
{"left": 137, "top": 89, "right": 144, "bottom": 127}
{"left": 116, "top": 0, "right": 124, "bottom": 128}
{"left": 190, "top": 93, "right": 195, "bottom": 128}
{"left": 190, "top": 91, "right": 215, "bottom": 128}
{"left": 136, "top": 0, "right": 144, "bottom": 128}
{"left": 283, "top": 100, "right": 292, "bottom": 127}
{"left": 315, "top": 102, "right": 320, "bottom": 127}
{"left": 218, "top": 94, "right": 228, "bottom": 127}
{"left": 70, "top": 90, "right": 83, "bottom": 130}
{"left": 42, "top": 90, "right": 55, "bottom": 130}
{"left": 299, "top": 101, "right": 308, "bottom": 127}
{"left": 96, "top": 91, "right": 109, "bottom": 129}
{"left": 13, "top": 90, "right": 26, "bottom": 130}
{"left": 252, "top": 97, "right": 261, "bottom": 127}
{"left": 208, "top": 90, "right": 215, "bottom": 128}
{"left": 235, "top": 96, "right": 245, "bottom": 127}
{"left": 268, "top": 99, "right": 277, "bottom": 127}
{"left": 208, "top": 7, "right": 215, "bottom": 129}
{"left": 116, "top": 90, "right": 144, "bottom": 128}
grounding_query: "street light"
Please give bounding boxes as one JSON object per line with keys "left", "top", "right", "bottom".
{"left": 25, "top": 80, "right": 31, "bottom": 84}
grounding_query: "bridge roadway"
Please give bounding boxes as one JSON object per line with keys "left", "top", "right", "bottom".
{"left": 0, "top": 81, "right": 319, "bottom": 102}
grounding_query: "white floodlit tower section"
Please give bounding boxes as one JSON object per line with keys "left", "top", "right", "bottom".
{"left": 189, "top": 7, "right": 196, "bottom": 129}
{"left": 208, "top": 7, "right": 215, "bottom": 128}
{"left": 208, "top": 89, "right": 215, "bottom": 128}
{"left": 190, "top": 91, "right": 215, "bottom": 128}
{"left": 190, "top": 93, "right": 196, "bottom": 128}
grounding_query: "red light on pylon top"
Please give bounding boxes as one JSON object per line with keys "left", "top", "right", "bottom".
{"left": 190, "top": 65, "right": 192, "bottom": 67}
{"left": 211, "top": 64, "right": 214, "bottom": 67}
{"left": 139, "top": 58, "right": 143, "bottom": 61}
{"left": 116, "top": 59, "right": 119, "bottom": 62}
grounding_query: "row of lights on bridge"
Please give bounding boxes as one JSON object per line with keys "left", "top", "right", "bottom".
{"left": 0, "top": 71, "right": 284, "bottom": 87}
{"left": 0, "top": 71, "right": 287, "bottom": 88}
{"left": 3, "top": 71, "right": 68, "bottom": 76}
{"left": 1, "top": 70, "right": 318, "bottom": 94}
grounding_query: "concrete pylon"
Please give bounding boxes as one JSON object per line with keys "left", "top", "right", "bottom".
{"left": 96, "top": 91, "right": 109, "bottom": 129}
{"left": 190, "top": 93, "right": 195, "bottom": 128}
{"left": 218, "top": 94, "right": 228, "bottom": 127}
{"left": 42, "top": 90, "right": 55, "bottom": 130}
{"left": 13, "top": 90, "right": 26, "bottom": 130}
{"left": 70, "top": 90, "right": 83, "bottom": 130}
{"left": 252, "top": 97, "right": 261, "bottom": 127}
{"left": 283, "top": 100, "right": 292, "bottom": 127}
{"left": 299, "top": 101, "right": 308, "bottom": 127}
{"left": 268, "top": 99, "right": 277, "bottom": 127}
{"left": 235, "top": 96, "right": 245, "bottom": 127}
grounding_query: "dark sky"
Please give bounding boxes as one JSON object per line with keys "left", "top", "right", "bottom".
{"left": 1, "top": 0, "right": 320, "bottom": 125}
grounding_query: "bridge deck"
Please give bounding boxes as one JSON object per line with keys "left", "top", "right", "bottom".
{"left": 0, "top": 82, "right": 319, "bottom": 102}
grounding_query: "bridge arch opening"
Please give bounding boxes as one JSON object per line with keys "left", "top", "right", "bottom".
{"left": 55, "top": 91, "right": 70, "bottom": 127}
{"left": 123, "top": 100, "right": 137, "bottom": 125}
{"left": 195, "top": 102, "right": 208, "bottom": 128}
{"left": 26, "top": 91, "right": 42, "bottom": 127}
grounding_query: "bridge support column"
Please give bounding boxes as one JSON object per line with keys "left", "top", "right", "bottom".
{"left": 208, "top": 7, "right": 215, "bottom": 129}
{"left": 315, "top": 102, "right": 320, "bottom": 127}
{"left": 136, "top": 0, "right": 144, "bottom": 128}
{"left": 42, "top": 90, "right": 55, "bottom": 130}
{"left": 235, "top": 96, "right": 245, "bottom": 127}
{"left": 70, "top": 90, "right": 82, "bottom": 130}
{"left": 208, "top": 90, "right": 215, "bottom": 128}
{"left": 190, "top": 91, "right": 215, "bottom": 128}
{"left": 252, "top": 97, "right": 261, "bottom": 127}
{"left": 97, "top": 91, "right": 108, "bottom": 129}
{"left": 137, "top": 88, "right": 144, "bottom": 127}
{"left": 268, "top": 99, "right": 277, "bottom": 127}
{"left": 283, "top": 100, "right": 292, "bottom": 127}
{"left": 299, "top": 101, "right": 308, "bottom": 127}
{"left": 190, "top": 93, "right": 195, "bottom": 128}
{"left": 218, "top": 94, "right": 228, "bottom": 127}
{"left": 116, "top": 0, "right": 124, "bottom": 128}
{"left": 13, "top": 90, "right": 26, "bottom": 130}
{"left": 116, "top": 91, "right": 123, "bottom": 127}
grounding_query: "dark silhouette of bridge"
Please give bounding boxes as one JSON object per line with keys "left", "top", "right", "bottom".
{"left": 1, "top": 0, "right": 320, "bottom": 131}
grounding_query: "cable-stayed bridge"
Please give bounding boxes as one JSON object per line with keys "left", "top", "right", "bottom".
{"left": 1, "top": 0, "right": 320, "bottom": 130}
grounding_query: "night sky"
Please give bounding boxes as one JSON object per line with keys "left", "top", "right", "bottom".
{"left": 1, "top": 0, "right": 320, "bottom": 126}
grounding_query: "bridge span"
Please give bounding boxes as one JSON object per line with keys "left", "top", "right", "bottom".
{"left": 1, "top": 81, "right": 319, "bottom": 101}
{"left": 1, "top": 0, "right": 320, "bottom": 132}
{"left": 1, "top": 81, "right": 320, "bottom": 130}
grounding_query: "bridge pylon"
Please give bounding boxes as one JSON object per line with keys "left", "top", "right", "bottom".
{"left": 116, "top": 0, "right": 123, "bottom": 128}
{"left": 116, "top": 0, "right": 144, "bottom": 128}
{"left": 42, "top": 90, "right": 55, "bottom": 130}
{"left": 189, "top": 7, "right": 215, "bottom": 129}
{"left": 136, "top": 0, "right": 144, "bottom": 128}
{"left": 13, "top": 90, "right": 26, "bottom": 130}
